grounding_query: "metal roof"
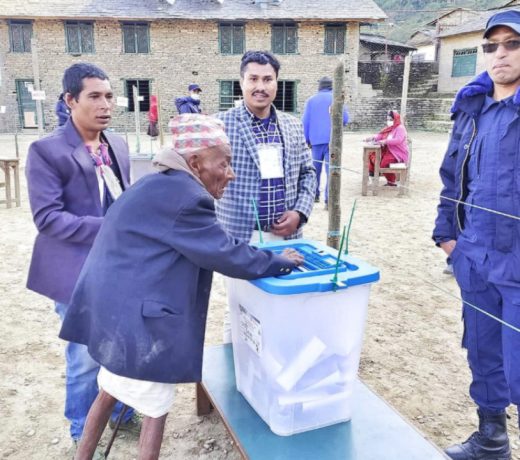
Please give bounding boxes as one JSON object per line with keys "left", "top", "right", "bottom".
{"left": 360, "top": 33, "right": 416, "bottom": 50}
{"left": 407, "top": 29, "right": 436, "bottom": 46}
{"left": 438, "top": 6, "right": 520, "bottom": 38}
{"left": 425, "top": 7, "right": 478, "bottom": 26}
{"left": 0, "top": 0, "right": 387, "bottom": 21}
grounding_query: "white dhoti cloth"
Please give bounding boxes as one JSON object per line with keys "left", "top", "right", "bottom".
{"left": 98, "top": 367, "right": 175, "bottom": 418}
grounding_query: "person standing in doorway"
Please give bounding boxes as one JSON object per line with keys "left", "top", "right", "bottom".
{"left": 302, "top": 76, "right": 349, "bottom": 210}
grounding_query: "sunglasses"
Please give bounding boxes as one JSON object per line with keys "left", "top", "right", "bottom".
{"left": 481, "top": 39, "right": 520, "bottom": 53}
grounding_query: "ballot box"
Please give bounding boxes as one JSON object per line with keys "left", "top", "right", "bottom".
{"left": 229, "top": 239, "right": 380, "bottom": 436}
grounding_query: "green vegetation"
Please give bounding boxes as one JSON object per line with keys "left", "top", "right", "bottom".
{"left": 367, "top": 0, "right": 506, "bottom": 42}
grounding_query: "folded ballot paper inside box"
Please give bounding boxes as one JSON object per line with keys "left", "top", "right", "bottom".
{"left": 228, "top": 239, "right": 380, "bottom": 436}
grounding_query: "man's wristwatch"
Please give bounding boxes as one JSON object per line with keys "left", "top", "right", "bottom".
{"left": 296, "top": 211, "right": 307, "bottom": 226}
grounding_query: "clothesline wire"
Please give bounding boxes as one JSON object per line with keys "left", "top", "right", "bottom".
{"left": 328, "top": 224, "right": 520, "bottom": 333}
{"left": 341, "top": 236, "right": 520, "bottom": 335}
{"left": 316, "top": 159, "right": 520, "bottom": 222}
{"left": 314, "top": 158, "right": 520, "bottom": 334}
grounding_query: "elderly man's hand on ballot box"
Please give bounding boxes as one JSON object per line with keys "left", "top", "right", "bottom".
{"left": 281, "top": 248, "right": 304, "bottom": 266}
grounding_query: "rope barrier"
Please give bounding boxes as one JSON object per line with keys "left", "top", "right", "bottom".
{"left": 313, "top": 158, "right": 520, "bottom": 222}
{"left": 312, "top": 158, "right": 520, "bottom": 334}
{"left": 360, "top": 244, "right": 520, "bottom": 335}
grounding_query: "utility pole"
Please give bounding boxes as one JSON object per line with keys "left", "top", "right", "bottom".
{"left": 156, "top": 88, "right": 164, "bottom": 147}
{"left": 400, "top": 53, "right": 411, "bottom": 124}
{"left": 327, "top": 61, "right": 344, "bottom": 250}
{"left": 133, "top": 85, "right": 141, "bottom": 154}
{"left": 31, "top": 37, "right": 45, "bottom": 138}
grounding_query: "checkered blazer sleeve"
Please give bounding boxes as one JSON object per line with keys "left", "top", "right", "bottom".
{"left": 278, "top": 112, "right": 316, "bottom": 222}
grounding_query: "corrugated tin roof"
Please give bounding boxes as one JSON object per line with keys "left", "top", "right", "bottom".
{"left": 425, "top": 7, "right": 477, "bottom": 26}
{"left": 0, "top": 0, "right": 387, "bottom": 21}
{"left": 409, "top": 29, "right": 436, "bottom": 40}
{"left": 438, "top": 6, "right": 520, "bottom": 38}
{"left": 360, "top": 33, "right": 416, "bottom": 50}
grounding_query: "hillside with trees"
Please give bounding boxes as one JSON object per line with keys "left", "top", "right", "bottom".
{"left": 368, "top": 0, "right": 506, "bottom": 42}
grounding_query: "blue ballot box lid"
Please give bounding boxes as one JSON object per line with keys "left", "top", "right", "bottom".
{"left": 252, "top": 239, "right": 380, "bottom": 295}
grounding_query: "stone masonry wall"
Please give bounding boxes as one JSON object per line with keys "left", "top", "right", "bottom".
{"left": 358, "top": 61, "right": 439, "bottom": 97}
{"left": 0, "top": 18, "right": 359, "bottom": 135}
{"left": 348, "top": 97, "right": 452, "bottom": 131}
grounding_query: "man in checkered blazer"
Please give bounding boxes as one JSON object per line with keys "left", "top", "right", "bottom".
{"left": 215, "top": 50, "right": 316, "bottom": 243}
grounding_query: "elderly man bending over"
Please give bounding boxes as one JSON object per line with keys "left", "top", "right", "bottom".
{"left": 60, "top": 114, "right": 303, "bottom": 460}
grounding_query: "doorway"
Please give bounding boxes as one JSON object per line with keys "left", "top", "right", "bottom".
{"left": 16, "top": 79, "right": 38, "bottom": 128}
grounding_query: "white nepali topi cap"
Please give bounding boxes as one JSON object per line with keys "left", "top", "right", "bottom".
{"left": 168, "top": 114, "right": 229, "bottom": 156}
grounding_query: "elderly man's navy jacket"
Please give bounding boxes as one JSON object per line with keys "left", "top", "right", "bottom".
{"left": 60, "top": 170, "right": 295, "bottom": 383}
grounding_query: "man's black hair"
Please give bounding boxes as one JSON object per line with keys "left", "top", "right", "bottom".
{"left": 240, "top": 50, "right": 281, "bottom": 78}
{"left": 62, "top": 63, "right": 109, "bottom": 100}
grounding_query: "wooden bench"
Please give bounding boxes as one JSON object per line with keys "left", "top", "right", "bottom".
{"left": 0, "top": 158, "right": 21, "bottom": 208}
{"left": 196, "top": 344, "right": 447, "bottom": 460}
{"left": 361, "top": 140, "right": 412, "bottom": 197}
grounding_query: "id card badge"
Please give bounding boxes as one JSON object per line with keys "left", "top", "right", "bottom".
{"left": 257, "top": 143, "right": 284, "bottom": 179}
{"left": 100, "top": 165, "right": 123, "bottom": 200}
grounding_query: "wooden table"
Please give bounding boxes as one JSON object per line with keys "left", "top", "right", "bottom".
{"left": 0, "top": 158, "right": 21, "bottom": 208}
{"left": 361, "top": 143, "right": 381, "bottom": 196}
{"left": 196, "top": 344, "right": 448, "bottom": 460}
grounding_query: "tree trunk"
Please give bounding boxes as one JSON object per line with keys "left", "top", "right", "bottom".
{"left": 327, "top": 61, "right": 345, "bottom": 249}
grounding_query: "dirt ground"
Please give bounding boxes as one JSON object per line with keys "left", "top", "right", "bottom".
{"left": 0, "top": 130, "right": 518, "bottom": 459}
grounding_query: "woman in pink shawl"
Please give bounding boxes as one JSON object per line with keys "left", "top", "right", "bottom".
{"left": 365, "top": 110, "right": 409, "bottom": 186}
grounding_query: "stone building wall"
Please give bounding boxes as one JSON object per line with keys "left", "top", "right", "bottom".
{"left": 0, "top": 18, "right": 358, "bottom": 134}
{"left": 437, "top": 32, "right": 484, "bottom": 93}
{"left": 358, "top": 61, "right": 439, "bottom": 97}
{"left": 347, "top": 97, "right": 452, "bottom": 131}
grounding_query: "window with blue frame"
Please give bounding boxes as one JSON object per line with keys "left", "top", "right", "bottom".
{"left": 65, "top": 21, "right": 94, "bottom": 54}
{"left": 122, "top": 22, "right": 150, "bottom": 54}
{"left": 272, "top": 23, "right": 297, "bottom": 54}
{"left": 219, "top": 23, "right": 245, "bottom": 55}
{"left": 324, "top": 24, "right": 346, "bottom": 55}
{"left": 9, "top": 20, "right": 32, "bottom": 53}
{"left": 452, "top": 48, "right": 477, "bottom": 77}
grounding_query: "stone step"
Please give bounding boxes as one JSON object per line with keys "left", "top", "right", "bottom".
{"left": 424, "top": 120, "right": 453, "bottom": 133}
{"left": 357, "top": 77, "right": 383, "bottom": 97}
{"left": 427, "top": 92, "right": 457, "bottom": 99}
{"left": 409, "top": 84, "right": 439, "bottom": 96}
{"left": 358, "top": 84, "right": 382, "bottom": 97}
{"left": 431, "top": 113, "right": 452, "bottom": 121}
{"left": 412, "top": 81, "right": 438, "bottom": 89}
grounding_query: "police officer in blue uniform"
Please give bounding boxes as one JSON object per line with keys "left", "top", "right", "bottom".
{"left": 433, "top": 10, "right": 520, "bottom": 460}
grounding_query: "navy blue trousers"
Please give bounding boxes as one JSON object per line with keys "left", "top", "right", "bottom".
{"left": 451, "top": 248, "right": 520, "bottom": 414}
{"left": 311, "top": 144, "right": 330, "bottom": 203}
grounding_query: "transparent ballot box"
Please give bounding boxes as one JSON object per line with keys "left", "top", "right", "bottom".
{"left": 229, "top": 239, "right": 380, "bottom": 436}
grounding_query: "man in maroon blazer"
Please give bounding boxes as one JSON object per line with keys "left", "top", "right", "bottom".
{"left": 25, "top": 62, "right": 137, "bottom": 454}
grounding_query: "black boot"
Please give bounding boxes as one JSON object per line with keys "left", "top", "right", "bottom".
{"left": 445, "top": 410, "right": 511, "bottom": 460}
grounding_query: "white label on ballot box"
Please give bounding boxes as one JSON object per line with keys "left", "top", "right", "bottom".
{"left": 239, "top": 304, "right": 262, "bottom": 355}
